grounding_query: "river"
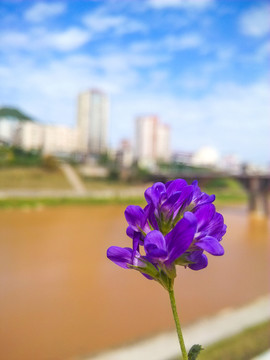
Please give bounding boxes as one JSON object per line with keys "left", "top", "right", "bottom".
{"left": 0, "top": 205, "right": 268, "bottom": 360}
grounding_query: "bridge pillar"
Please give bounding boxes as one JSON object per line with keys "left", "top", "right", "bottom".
{"left": 248, "top": 177, "right": 269, "bottom": 216}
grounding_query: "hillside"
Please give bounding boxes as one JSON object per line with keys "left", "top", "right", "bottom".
{"left": 0, "top": 107, "right": 34, "bottom": 121}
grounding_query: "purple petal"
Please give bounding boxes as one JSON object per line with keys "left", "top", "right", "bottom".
{"left": 132, "top": 232, "right": 141, "bottom": 257}
{"left": 188, "top": 252, "right": 208, "bottom": 270}
{"left": 221, "top": 224, "right": 227, "bottom": 238}
{"left": 107, "top": 246, "right": 133, "bottom": 269}
{"left": 160, "top": 191, "right": 182, "bottom": 218}
{"left": 145, "top": 246, "right": 168, "bottom": 258}
{"left": 144, "top": 203, "right": 159, "bottom": 230}
{"left": 168, "top": 186, "right": 194, "bottom": 219}
{"left": 197, "top": 193, "right": 215, "bottom": 205}
{"left": 166, "top": 212, "right": 197, "bottom": 264}
{"left": 125, "top": 205, "right": 146, "bottom": 231}
{"left": 126, "top": 226, "right": 135, "bottom": 238}
{"left": 144, "top": 230, "right": 168, "bottom": 259}
{"left": 205, "top": 212, "right": 226, "bottom": 240}
{"left": 206, "top": 194, "right": 215, "bottom": 203}
{"left": 166, "top": 179, "right": 188, "bottom": 197}
{"left": 193, "top": 203, "right": 216, "bottom": 231}
{"left": 165, "top": 180, "right": 173, "bottom": 188}
{"left": 196, "top": 236, "right": 225, "bottom": 255}
{"left": 144, "top": 182, "right": 166, "bottom": 207}
{"left": 144, "top": 187, "right": 152, "bottom": 204}
{"left": 192, "top": 181, "right": 215, "bottom": 205}
{"left": 178, "top": 185, "right": 194, "bottom": 210}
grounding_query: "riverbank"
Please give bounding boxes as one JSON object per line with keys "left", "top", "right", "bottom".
{"left": 0, "top": 187, "right": 247, "bottom": 209}
{"left": 0, "top": 166, "right": 248, "bottom": 209}
{"left": 0, "top": 193, "right": 246, "bottom": 209}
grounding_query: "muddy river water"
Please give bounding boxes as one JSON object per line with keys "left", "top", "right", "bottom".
{"left": 0, "top": 205, "right": 268, "bottom": 360}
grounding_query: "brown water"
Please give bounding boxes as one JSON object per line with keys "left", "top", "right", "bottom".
{"left": 0, "top": 205, "right": 268, "bottom": 360}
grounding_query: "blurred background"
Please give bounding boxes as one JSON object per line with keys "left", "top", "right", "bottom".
{"left": 0, "top": 0, "right": 269, "bottom": 359}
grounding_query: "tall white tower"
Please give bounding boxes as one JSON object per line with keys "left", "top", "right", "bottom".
{"left": 135, "top": 115, "right": 170, "bottom": 168}
{"left": 77, "top": 89, "right": 109, "bottom": 155}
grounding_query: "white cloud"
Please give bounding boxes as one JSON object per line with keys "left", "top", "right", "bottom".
{"left": 148, "top": 0, "right": 214, "bottom": 10}
{"left": 0, "top": 31, "right": 28, "bottom": 48}
{"left": 128, "top": 33, "right": 204, "bottom": 55}
{"left": 83, "top": 9, "right": 145, "bottom": 35}
{"left": 239, "top": 4, "right": 270, "bottom": 37}
{"left": 83, "top": 13, "right": 125, "bottom": 32}
{"left": 0, "top": 27, "right": 91, "bottom": 52}
{"left": 164, "top": 33, "right": 203, "bottom": 51}
{"left": 24, "top": 2, "right": 66, "bottom": 22}
{"left": 0, "top": 51, "right": 143, "bottom": 125}
{"left": 110, "top": 80, "right": 270, "bottom": 164}
{"left": 1, "top": 43, "right": 269, "bottom": 164}
{"left": 44, "top": 28, "right": 91, "bottom": 51}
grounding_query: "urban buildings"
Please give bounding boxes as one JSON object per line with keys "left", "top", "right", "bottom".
{"left": 15, "top": 121, "right": 44, "bottom": 151}
{"left": 135, "top": 115, "right": 170, "bottom": 168}
{"left": 0, "top": 88, "right": 109, "bottom": 158}
{"left": 42, "top": 125, "right": 79, "bottom": 155}
{"left": 0, "top": 93, "right": 172, "bottom": 171}
{"left": 77, "top": 89, "right": 109, "bottom": 156}
{"left": 0, "top": 117, "right": 19, "bottom": 145}
{"left": 12, "top": 121, "right": 79, "bottom": 155}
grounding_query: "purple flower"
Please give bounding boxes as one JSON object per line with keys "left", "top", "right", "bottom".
{"left": 107, "top": 246, "right": 159, "bottom": 280}
{"left": 144, "top": 180, "right": 194, "bottom": 229}
{"left": 107, "top": 179, "right": 226, "bottom": 289}
{"left": 144, "top": 212, "right": 197, "bottom": 265}
{"left": 191, "top": 180, "right": 216, "bottom": 207}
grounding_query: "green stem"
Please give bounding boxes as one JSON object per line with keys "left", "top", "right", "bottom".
{"left": 168, "top": 286, "right": 188, "bottom": 360}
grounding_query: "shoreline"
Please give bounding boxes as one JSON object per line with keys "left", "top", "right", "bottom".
{"left": 85, "top": 295, "right": 270, "bottom": 360}
{"left": 0, "top": 188, "right": 247, "bottom": 209}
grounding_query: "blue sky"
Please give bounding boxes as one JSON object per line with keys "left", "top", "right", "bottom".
{"left": 0, "top": 0, "right": 269, "bottom": 165}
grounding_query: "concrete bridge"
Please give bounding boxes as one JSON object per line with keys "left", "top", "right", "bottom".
{"left": 237, "top": 174, "right": 270, "bottom": 216}
{"left": 148, "top": 170, "right": 270, "bottom": 216}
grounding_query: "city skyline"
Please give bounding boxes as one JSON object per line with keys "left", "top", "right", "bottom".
{"left": 0, "top": 0, "right": 269, "bottom": 165}
{"left": 0, "top": 96, "right": 245, "bottom": 173}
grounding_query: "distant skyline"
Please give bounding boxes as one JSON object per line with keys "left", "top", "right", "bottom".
{"left": 0, "top": 0, "right": 269, "bottom": 165}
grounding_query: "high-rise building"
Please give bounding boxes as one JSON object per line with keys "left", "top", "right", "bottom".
{"left": 77, "top": 89, "right": 109, "bottom": 155}
{"left": 135, "top": 115, "right": 170, "bottom": 168}
{"left": 156, "top": 122, "right": 170, "bottom": 161}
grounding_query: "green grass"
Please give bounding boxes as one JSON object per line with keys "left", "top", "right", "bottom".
{"left": 172, "top": 320, "right": 270, "bottom": 360}
{"left": 0, "top": 196, "right": 146, "bottom": 209}
{"left": 0, "top": 191, "right": 246, "bottom": 209}
{"left": 204, "top": 177, "right": 244, "bottom": 190}
{"left": 203, "top": 187, "right": 247, "bottom": 205}
{"left": 0, "top": 168, "right": 247, "bottom": 209}
{"left": 0, "top": 167, "right": 70, "bottom": 189}
{"left": 202, "top": 178, "right": 247, "bottom": 205}
{"left": 81, "top": 178, "right": 148, "bottom": 191}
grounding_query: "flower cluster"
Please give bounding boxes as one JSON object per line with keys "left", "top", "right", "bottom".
{"left": 107, "top": 179, "right": 226, "bottom": 289}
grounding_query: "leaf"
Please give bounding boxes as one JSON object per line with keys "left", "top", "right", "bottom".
{"left": 188, "top": 344, "right": 204, "bottom": 360}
